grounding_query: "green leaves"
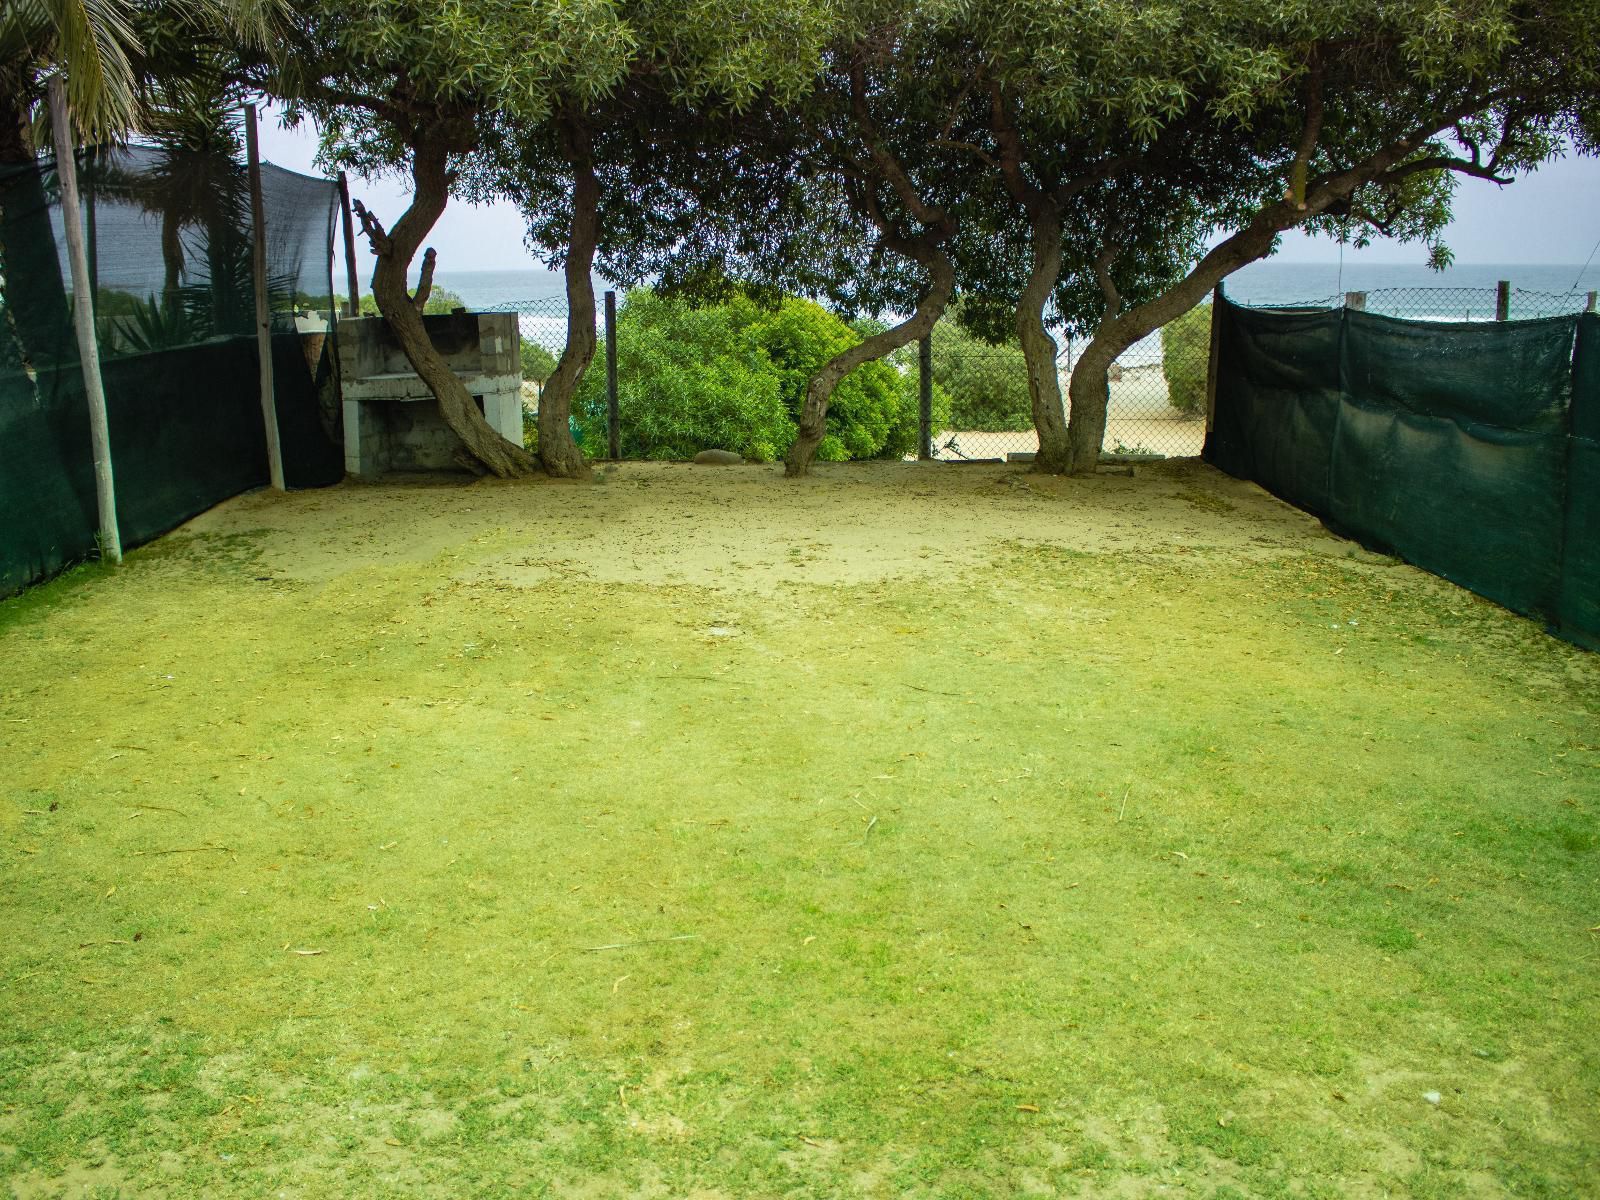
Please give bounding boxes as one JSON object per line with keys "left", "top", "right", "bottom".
{"left": 575, "top": 290, "right": 921, "bottom": 462}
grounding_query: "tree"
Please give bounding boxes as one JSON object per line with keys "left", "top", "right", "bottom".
{"left": 779, "top": 34, "right": 960, "bottom": 477}
{"left": 470, "top": 0, "right": 842, "bottom": 476}
{"left": 954, "top": 0, "right": 1600, "bottom": 473}
{"left": 232, "top": 0, "right": 637, "bottom": 477}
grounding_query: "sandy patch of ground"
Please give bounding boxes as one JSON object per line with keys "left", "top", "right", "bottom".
{"left": 183, "top": 458, "right": 1343, "bottom": 595}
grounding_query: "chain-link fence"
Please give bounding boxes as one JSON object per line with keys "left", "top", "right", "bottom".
{"left": 927, "top": 320, "right": 1208, "bottom": 463}
{"left": 481, "top": 285, "right": 1599, "bottom": 465}
{"left": 483, "top": 296, "right": 576, "bottom": 447}
{"left": 1235, "top": 285, "right": 1598, "bottom": 322}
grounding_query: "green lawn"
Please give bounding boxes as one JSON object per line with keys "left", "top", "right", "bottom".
{"left": 2, "top": 462, "right": 1596, "bottom": 1197}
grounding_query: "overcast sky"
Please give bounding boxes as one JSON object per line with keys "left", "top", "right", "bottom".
{"left": 257, "top": 106, "right": 1600, "bottom": 272}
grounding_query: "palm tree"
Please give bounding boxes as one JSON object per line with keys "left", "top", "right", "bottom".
{"left": 0, "top": 1, "right": 141, "bottom": 158}
{"left": 0, "top": 0, "right": 279, "bottom": 368}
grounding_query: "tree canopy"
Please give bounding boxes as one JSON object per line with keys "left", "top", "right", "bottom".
{"left": 10, "top": 0, "right": 1596, "bottom": 477}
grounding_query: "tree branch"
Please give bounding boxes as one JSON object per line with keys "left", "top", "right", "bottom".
{"left": 931, "top": 137, "right": 998, "bottom": 169}
{"left": 847, "top": 59, "right": 951, "bottom": 232}
{"left": 1286, "top": 53, "right": 1325, "bottom": 209}
{"left": 988, "top": 81, "right": 1046, "bottom": 213}
{"left": 350, "top": 198, "right": 392, "bottom": 256}
{"left": 412, "top": 247, "right": 436, "bottom": 312}
{"left": 1091, "top": 243, "right": 1123, "bottom": 321}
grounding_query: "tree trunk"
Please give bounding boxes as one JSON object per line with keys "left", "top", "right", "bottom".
{"left": 368, "top": 136, "right": 538, "bottom": 478}
{"left": 160, "top": 209, "right": 184, "bottom": 308}
{"left": 785, "top": 248, "right": 955, "bottom": 478}
{"left": 1062, "top": 225, "right": 1281, "bottom": 466}
{"left": 1065, "top": 333, "right": 1119, "bottom": 469}
{"left": 1016, "top": 214, "right": 1071, "bottom": 474}
{"left": 536, "top": 128, "right": 598, "bottom": 480}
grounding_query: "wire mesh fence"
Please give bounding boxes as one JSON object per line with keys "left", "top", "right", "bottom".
{"left": 1235, "top": 285, "right": 1599, "bottom": 321}
{"left": 482, "top": 296, "right": 576, "bottom": 431}
{"left": 481, "top": 285, "right": 1599, "bottom": 465}
{"left": 927, "top": 321, "right": 1209, "bottom": 462}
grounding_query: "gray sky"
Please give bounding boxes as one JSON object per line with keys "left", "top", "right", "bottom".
{"left": 257, "top": 107, "right": 1600, "bottom": 272}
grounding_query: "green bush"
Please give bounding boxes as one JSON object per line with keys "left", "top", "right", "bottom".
{"left": 1160, "top": 301, "right": 1212, "bottom": 415}
{"left": 575, "top": 290, "right": 938, "bottom": 462}
{"left": 359, "top": 285, "right": 466, "bottom": 317}
{"left": 574, "top": 291, "right": 791, "bottom": 461}
{"left": 520, "top": 340, "right": 557, "bottom": 384}
{"left": 930, "top": 318, "right": 1033, "bottom": 432}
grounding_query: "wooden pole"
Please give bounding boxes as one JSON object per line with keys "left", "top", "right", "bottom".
{"left": 1586, "top": 291, "right": 1597, "bottom": 314}
{"left": 46, "top": 75, "right": 121, "bottom": 564}
{"left": 244, "top": 103, "right": 285, "bottom": 491}
{"left": 1496, "top": 279, "right": 1510, "bottom": 322}
{"left": 337, "top": 171, "right": 361, "bottom": 317}
{"left": 1344, "top": 290, "right": 1367, "bottom": 311}
{"left": 917, "top": 333, "right": 933, "bottom": 460}
{"left": 605, "top": 289, "right": 619, "bottom": 460}
{"left": 1204, "top": 286, "right": 1223, "bottom": 434}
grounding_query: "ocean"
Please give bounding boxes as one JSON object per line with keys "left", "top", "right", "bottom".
{"left": 437, "top": 260, "right": 1600, "bottom": 315}
{"left": 435, "top": 260, "right": 1600, "bottom": 366}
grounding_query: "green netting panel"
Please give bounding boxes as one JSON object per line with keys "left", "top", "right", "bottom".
{"left": 0, "top": 145, "right": 341, "bottom": 597}
{"left": 1559, "top": 314, "right": 1600, "bottom": 648}
{"left": 1331, "top": 312, "right": 1575, "bottom": 619}
{"left": 1206, "top": 295, "right": 1596, "bottom": 650}
{"left": 1573, "top": 312, "right": 1600, "bottom": 441}
{"left": 1204, "top": 304, "right": 1342, "bottom": 513}
{"left": 0, "top": 366, "right": 97, "bottom": 594}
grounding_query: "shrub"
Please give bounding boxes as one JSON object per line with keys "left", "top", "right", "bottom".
{"left": 574, "top": 291, "right": 791, "bottom": 462}
{"left": 743, "top": 296, "right": 908, "bottom": 461}
{"left": 520, "top": 340, "right": 557, "bottom": 384}
{"left": 1160, "top": 301, "right": 1212, "bottom": 415}
{"left": 930, "top": 317, "right": 1032, "bottom": 432}
{"left": 575, "top": 290, "right": 937, "bottom": 462}
{"left": 359, "top": 285, "right": 466, "bottom": 317}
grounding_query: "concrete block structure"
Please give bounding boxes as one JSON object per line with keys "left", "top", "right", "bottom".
{"left": 337, "top": 312, "right": 522, "bottom": 477}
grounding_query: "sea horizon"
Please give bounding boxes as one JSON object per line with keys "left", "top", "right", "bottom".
{"left": 435, "top": 258, "right": 1600, "bottom": 315}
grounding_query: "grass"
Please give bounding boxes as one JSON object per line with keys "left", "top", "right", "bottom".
{"left": 1, "top": 463, "right": 1597, "bottom": 1198}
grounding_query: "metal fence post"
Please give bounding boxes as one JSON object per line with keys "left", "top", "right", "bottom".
{"left": 1496, "top": 280, "right": 1510, "bottom": 321}
{"left": 918, "top": 333, "right": 933, "bottom": 460}
{"left": 604, "top": 289, "right": 619, "bottom": 460}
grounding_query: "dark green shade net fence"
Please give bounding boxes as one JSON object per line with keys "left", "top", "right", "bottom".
{"left": 1206, "top": 297, "right": 1597, "bottom": 650}
{"left": 0, "top": 145, "right": 342, "bottom": 597}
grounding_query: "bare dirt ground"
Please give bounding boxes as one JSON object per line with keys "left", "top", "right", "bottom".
{"left": 183, "top": 457, "right": 1327, "bottom": 593}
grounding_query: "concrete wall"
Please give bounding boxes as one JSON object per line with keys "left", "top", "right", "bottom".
{"left": 337, "top": 312, "right": 522, "bottom": 477}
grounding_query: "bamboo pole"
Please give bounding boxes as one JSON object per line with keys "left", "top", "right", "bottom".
{"left": 337, "top": 171, "right": 361, "bottom": 317}
{"left": 244, "top": 103, "right": 285, "bottom": 490}
{"left": 605, "top": 289, "right": 619, "bottom": 460}
{"left": 46, "top": 75, "right": 121, "bottom": 564}
{"left": 1204, "top": 286, "right": 1224, "bottom": 434}
{"left": 918, "top": 334, "right": 933, "bottom": 460}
